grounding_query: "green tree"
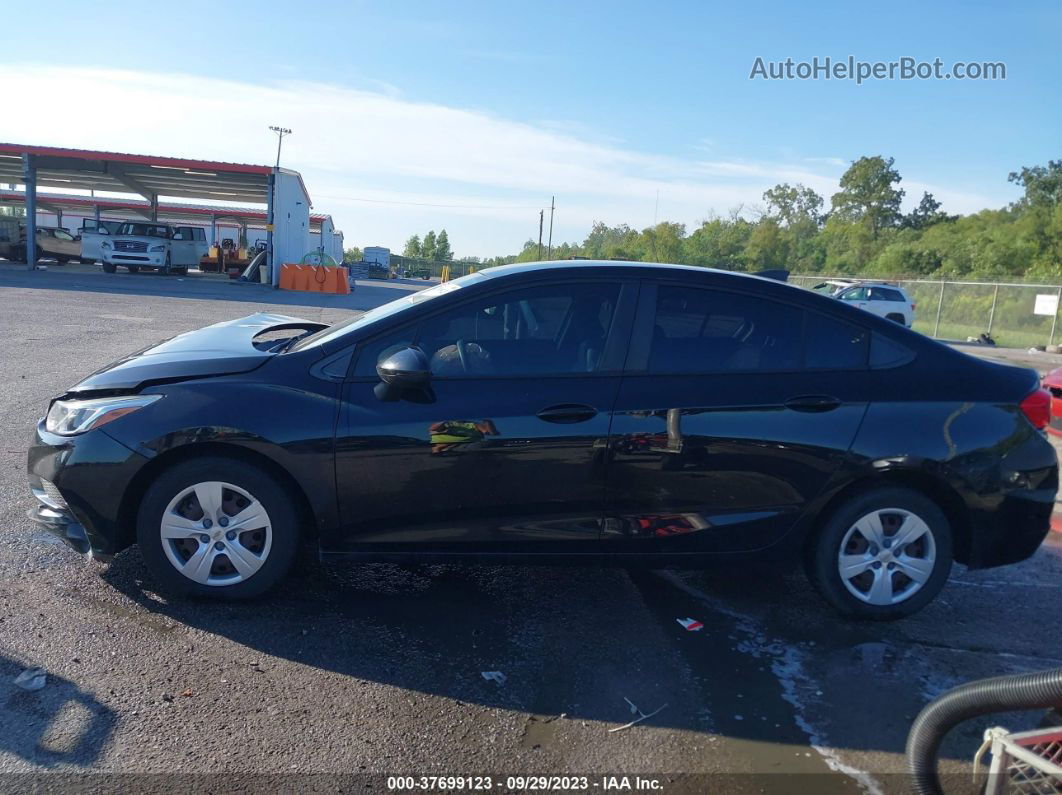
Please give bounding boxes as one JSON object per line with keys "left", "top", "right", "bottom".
{"left": 744, "top": 219, "right": 788, "bottom": 269}
{"left": 434, "top": 229, "right": 453, "bottom": 261}
{"left": 421, "top": 230, "right": 437, "bottom": 261}
{"left": 831, "top": 156, "right": 905, "bottom": 236}
{"left": 903, "top": 192, "right": 951, "bottom": 230}
{"left": 1009, "top": 160, "right": 1062, "bottom": 208}
{"left": 763, "top": 183, "right": 824, "bottom": 226}
{"left": 402, "top": 234, "right": 421, "bottom": 258}
{"left": 342, "top": 246, "right": 363, "bottom": 263}
{"left": 641, "top": 222, "right": 686, "bottom": 263}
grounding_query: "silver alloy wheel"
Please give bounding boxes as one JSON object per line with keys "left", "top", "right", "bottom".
{"left": 837, "top": 508, "right": 937, "bottom": 605}
{"left": 160, "top": 481, "right": 272, "bottom": 586}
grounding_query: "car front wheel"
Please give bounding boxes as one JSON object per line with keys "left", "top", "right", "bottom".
{"left": 805, "top": 486, "right": 952, "bottom": 620}
{"left": 136, "top": 457, "right": 299, "bottom": 599}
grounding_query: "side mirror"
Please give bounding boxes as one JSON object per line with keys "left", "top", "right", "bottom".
{"left": 377, "top": 346, "right": 431, "bottom": 388}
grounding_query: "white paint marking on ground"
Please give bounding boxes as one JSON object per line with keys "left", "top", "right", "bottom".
{"left": 656, "top": 571, "right": 884, "bottom": 795}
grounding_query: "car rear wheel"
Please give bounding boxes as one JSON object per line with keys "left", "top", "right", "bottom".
{"left": 102, "top": 261, "right": 116, "bottom": 273}
{"left": 805, "top": 486, "right": 952, "bottom": 620}
{"left": 136, "top": 457, "right": 299, "bottom": 599}
{"left": 127, "top": 265, "right": 140, "bottom": 274}
{"left": 885, "top": 313, "right": 906, "bottom": 324}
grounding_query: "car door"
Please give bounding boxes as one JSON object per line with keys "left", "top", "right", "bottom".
{"left": 171, "top": 227, "right": 198, "bottom": 265}
{"left": 329, "top": 278, "right": 636, "bottom": 555}
{"left": 603, "top": 280, "right": 870, "bottom": 554}
{"left": 52, "top": 228, "right": 80, "bottom": 258}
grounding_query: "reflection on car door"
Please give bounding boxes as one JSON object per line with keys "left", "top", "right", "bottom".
{"left": 603, "top": 281, "right": 870, "bottom": 555}
{"left": 329, "top": 279, "right": 636, "bottom": 555}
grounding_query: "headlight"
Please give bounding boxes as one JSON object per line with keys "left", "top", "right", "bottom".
{"left": 45, "top": 394, "right": 162, "bottom": 436}
{"left": 149, "top": 245, "right": 165, "bottom": 253}
{"left": 101, "top": 241, "right": 112, "bottom": 250}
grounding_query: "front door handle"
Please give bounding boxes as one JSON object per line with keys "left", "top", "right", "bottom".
{"left": 536, "top": 403, "right": 598, "bottom": 424}
{"left": 785, "top": 395, "right": 842, "bottom": 413}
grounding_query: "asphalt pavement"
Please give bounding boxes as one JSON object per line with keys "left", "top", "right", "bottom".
{"left": 1, "top": 264, "right": 1060, "bottom": 793}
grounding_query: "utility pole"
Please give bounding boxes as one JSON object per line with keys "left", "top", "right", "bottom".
{"left": 547, "top": 196, "right": 555, "bottom": 259}
{"left": 537, "top": 210, "right": 544, "bottom": 260}
{"left": 269, "top": 125, "right": 292, "bottom": 169}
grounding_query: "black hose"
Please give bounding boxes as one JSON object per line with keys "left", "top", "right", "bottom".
{"left": 906, "top": 666, "right": 1062, "bottom": 794}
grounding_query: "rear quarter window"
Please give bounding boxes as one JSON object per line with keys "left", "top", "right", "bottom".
{"left": 804, "top": 312, "right": 868, "bottom": 370}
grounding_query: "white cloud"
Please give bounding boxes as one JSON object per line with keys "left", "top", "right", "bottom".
{"left": 2, "top": 64, "right": 1004, "bottom": 257}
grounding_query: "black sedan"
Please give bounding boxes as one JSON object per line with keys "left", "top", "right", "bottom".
{"left": 27, "top": 262, "right": 1058, "bottom": 619}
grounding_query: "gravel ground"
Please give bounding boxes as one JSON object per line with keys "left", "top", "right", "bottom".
{"left": 1, "top": 264, "right": 1060, "bottom": 794}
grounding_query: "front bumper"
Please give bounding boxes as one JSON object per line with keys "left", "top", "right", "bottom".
{"left": 27, "top": 421, "right": 150, "bottom": 558}
{"left": 27, "top": 497, "right": 98, "bottom": 558}
{"left": 104, "top": 252, "right": 166, "bottom": 267}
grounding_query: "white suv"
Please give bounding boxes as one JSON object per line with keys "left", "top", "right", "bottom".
{"left": 812, "top": 280, "right": 915, "bottom": 327}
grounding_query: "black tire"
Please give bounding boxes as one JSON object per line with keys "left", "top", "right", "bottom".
{"left": 886, "top": 313, "right": 906, "bottom": 324}
{"left": 56, "top": 256, "right": 69, "bottom": 264}
{"left": 162, "top": 252, "right": 171, "bottom": 275}
{"left": 127, "top": 265, "right": 140, "bottom": 273}
{"left": 174, "top": 266, "right": 188, "bottom": 275}
{"left": 804, "top": 486, "right": 953, "bottom": 620}
{"left": 102, "top": 261, "right": 116, "bottom": 273}
{"left": 136, "top": 457, "right": 299, "bottom": 599}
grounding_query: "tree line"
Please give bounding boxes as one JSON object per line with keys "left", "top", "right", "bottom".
{"left": 477, "top": 157, "right": 1062, "bottom": 281}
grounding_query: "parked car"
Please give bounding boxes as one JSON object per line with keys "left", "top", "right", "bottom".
{"left": 88, "top": 221, "right": 208, "bottom": 274}
{"left": 0, "top": 224, "right": 82, "bottom": 264}
{"left": 27, "top": 262, "right": 1057, "bottom": 618}
{"left": 812, "top": 279, "right": 915, "bottom": 326}
{"left": 1042, "top": 367, "right": 1062, "bottom": 437}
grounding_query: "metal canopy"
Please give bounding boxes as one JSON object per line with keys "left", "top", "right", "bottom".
{"left": 0, "top": 143, "right": 274, "bottom": 203}
{"left": 0, "top": 189, "right": 331, "bottom": 232}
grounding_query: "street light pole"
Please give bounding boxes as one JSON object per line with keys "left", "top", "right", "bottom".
{"left": 269, "top": 126, "right": 292, "bottom": 169}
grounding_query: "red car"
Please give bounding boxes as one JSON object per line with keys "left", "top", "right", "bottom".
{"left": 1044, "top": 368, "right": 1062, "bottom": 437}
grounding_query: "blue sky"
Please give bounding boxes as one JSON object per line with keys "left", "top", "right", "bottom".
{"left": 3, "top": 0, "right": 1059, "bottom": 257}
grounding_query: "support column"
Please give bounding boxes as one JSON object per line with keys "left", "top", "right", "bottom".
{"left": 267, "top": 171, "right": 278, "bottom": 288}
{"left": 23, "top": 154, "right": 36, "bottom": 270}
{"left": 210, "top": 215, "right": 217, "bottom": 246}
{"left": 150, "top": 194, "right": 158, "bottom": 222}
{"left": 94, "top": 204, "right": 101, "bottom": 226}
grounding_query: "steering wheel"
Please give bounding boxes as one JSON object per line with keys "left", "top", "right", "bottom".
{"left": 455, "top": 339, "right": 470, "bottom": 373}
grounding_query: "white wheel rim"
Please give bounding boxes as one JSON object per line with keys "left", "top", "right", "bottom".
{"left": 837, "top": 508, "right": 937, "bottom": 606}
{"left": 160, "top": 481, "right": 272, "bottom": 586}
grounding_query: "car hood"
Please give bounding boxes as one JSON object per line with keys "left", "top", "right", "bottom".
{"left": 68, "top": 313, "right": 327, "bottom": 393}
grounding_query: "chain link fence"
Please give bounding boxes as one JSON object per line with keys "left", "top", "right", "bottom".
{"left": 790, "top": 275, "right": 1062, "bottom": 349}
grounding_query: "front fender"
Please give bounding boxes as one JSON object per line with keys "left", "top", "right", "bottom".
{"left": 101, "top": 376, "right": 341, "bottom": 535}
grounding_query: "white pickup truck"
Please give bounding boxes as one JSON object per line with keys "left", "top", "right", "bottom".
{"left": 84, "top": 221, "right": 208, "bottom": 275}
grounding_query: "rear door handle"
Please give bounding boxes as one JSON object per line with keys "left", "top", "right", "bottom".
{"left": 536, "top": 403, "right": 598, "bottom": 424}
{"left": 785, "top": 395, "right": 842, "bottom": 413}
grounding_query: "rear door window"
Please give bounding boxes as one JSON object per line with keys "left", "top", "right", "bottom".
{"left": 648, "top": 285, "right": 802, "bottom": 373}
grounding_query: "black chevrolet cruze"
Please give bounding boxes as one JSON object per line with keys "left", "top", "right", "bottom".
{"left": 27, "top": 262, "right": 1058, "bottom": 619}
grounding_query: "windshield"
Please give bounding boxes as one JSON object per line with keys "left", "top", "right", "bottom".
{"left": 118, "top": 223, "right": 171, "bottom": 238}
{"left": 290, "top": 271, "right": 487, "bottom": 351}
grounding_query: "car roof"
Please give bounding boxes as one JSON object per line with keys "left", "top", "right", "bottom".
{"left": 475, "top": 259, "right": 787, "bottom": 285}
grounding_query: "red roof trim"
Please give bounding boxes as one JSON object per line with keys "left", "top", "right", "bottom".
{"left": 0, "top": 142, "right": 272, "bottom": 176}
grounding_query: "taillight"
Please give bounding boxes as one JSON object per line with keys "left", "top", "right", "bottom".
{"left": 911, "top": 303, "right": 917, "bottom": 310}
{"left": 1020, "top": 388, "right": 1051, "bottom": 430}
